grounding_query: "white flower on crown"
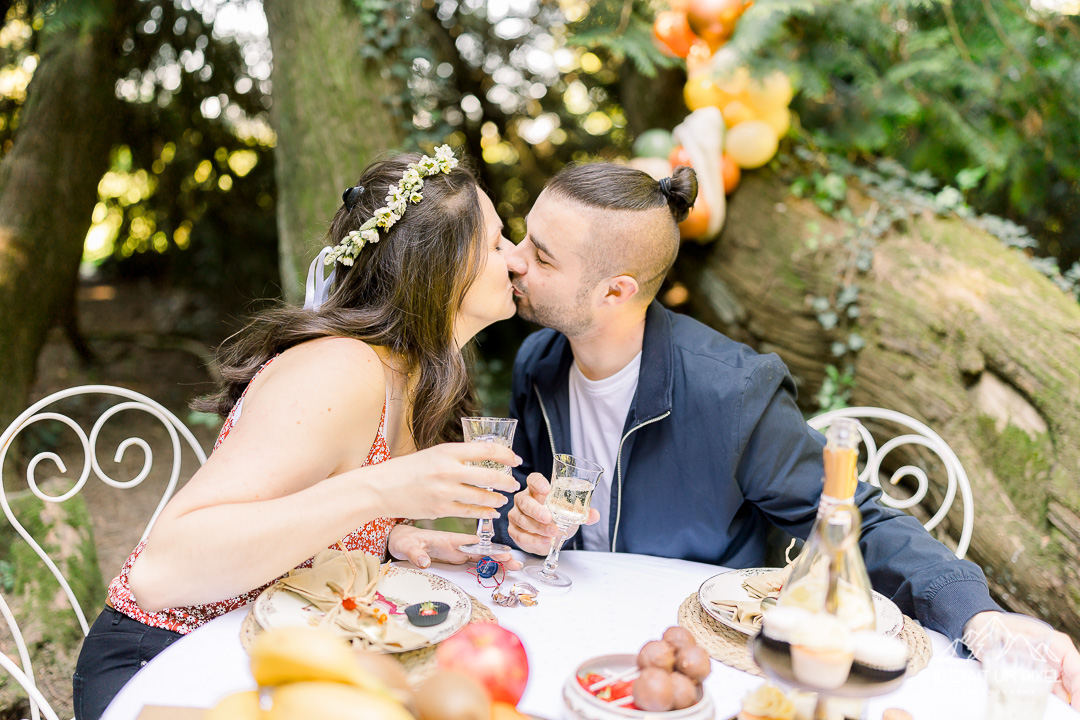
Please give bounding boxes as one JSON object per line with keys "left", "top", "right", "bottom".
{"left": 323, "top": 145, "right": 459, "bottom": 267}
{"left": 435, "top": 145, "right": 456, "bottom": 165}
{"left": 417, "top": 156, "right": 438, "bottom": 174}
{"left": 374, "top": 207, "right": 397, "bottom": 229}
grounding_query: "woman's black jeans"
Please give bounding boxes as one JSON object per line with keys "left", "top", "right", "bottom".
{"left": 72, "top": 606, "right": 183, "bottom": 720}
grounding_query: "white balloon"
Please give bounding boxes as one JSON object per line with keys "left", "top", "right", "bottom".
{"left": 629, "top": 156, "right": 674, "bottom": 181}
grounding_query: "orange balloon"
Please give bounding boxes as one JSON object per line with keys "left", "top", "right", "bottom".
{"left": 686, "top": 0, "right": 754, "bottom": 51}
{"left": 679, "top": 196, "right": 711, "bottom": 241}
{"left": 683, "top": 76, "right": 729, "bottom": 111}
{"left": 721, "top": 153, "right": 741, "bottom": 194}
{"left": 653, "top": 11, "right": 697, "bottom": 59}
{"left": 669, "top": 145, "right": 693, "bottom": 169}
{"left": 721, "top": 99, "right": 756, "bottom": 128}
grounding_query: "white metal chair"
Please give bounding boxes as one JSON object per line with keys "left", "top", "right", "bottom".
{"left": 0, "top": 386, "right": 207, "bottom": 720}
{"left": 808, "top": 406, "right": 974, "bottom": 560}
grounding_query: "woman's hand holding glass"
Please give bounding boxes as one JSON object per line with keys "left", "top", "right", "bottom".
{"left": 459, "top": 417, "right": 518, "bottom": 555}
{"left": 375, "top": 441, "right": 520, "bottom": 521}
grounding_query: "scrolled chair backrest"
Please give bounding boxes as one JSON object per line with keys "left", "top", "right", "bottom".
{"left": 0, "top": 385, "right": 207, "bottom": 720}
{"left": 807, "top": 406, "right": 974, "bottom": 560}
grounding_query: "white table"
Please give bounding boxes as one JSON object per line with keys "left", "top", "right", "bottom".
{"left": 102, "top": 551, "right": 1074, "bottom": 720}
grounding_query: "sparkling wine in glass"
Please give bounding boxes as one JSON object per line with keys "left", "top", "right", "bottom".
{"left": 459, "top": 417, "right": 518, "bottom": 556}
{"left": 524, "top": 454, "right": 603, "bottom": 588}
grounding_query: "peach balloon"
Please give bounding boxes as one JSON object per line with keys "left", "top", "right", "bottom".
{"left": 721, "top": 99, "right": 756, "bottom": 129}
{"left": 630, "top": 156, "right": 675, "bottom": 181}
{"left": 683, "top": 76, "right": 728, "bottom": 111}
{"left": 725, "top": 120, "right": 779, "bottom": 169}
{"left": 758, "top": 105, "right": 791, "bottom": 137}
{"left": 746, "top": 70, "right": 794, "bottom": 109}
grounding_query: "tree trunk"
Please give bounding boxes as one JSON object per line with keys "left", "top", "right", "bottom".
{"left": 676, "top": 169, "right": 1080, "bottom": 641}
{"left": 264, "top": 0, "right": 407, "bottom": 303}
{"left": 0, "top": 5, "right": 119, "bottom": 431}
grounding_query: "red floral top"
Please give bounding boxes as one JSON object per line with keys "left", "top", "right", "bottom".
{"left": 106, "top": 358, "right": 397, "bottom": 634}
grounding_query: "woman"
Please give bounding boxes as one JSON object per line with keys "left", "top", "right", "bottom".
{"left": 73, "top": 147, "right": 521, "bottom": 720}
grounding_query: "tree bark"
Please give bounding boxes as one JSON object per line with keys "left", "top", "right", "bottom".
{"left": 676, "top": 169, "right": 1080, "bottom": 641}
{"left": 264, "top": 0, "right": 407, "bottom": 303}
{"left": 0, "top": 4, "right": 119, "bottom": 431}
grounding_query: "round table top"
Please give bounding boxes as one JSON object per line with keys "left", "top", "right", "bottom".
{"left": 101, "top": 550, "right": 1075, "bottom": 720}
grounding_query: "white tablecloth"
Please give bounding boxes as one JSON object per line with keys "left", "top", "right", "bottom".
{"left": 102, "top": 551, "right": 1074, "bottom": 720}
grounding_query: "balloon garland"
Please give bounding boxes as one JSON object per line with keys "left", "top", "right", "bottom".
{"left": 631, "top": 0, "right": 796, "bottom": 243}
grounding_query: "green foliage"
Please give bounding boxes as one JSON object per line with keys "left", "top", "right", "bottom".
{"left": 568, "top": 1, "right": 680, "bottom": 78}
{"left": 814, "top": 364, "right": 856, "bottom": 412}
{"left": 718, "top": 0, "right": 1080, "bottom": 270}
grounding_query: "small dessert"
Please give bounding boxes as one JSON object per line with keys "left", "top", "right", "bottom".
{"left": 670, "top": 672, "right": 700, "bottom": 710}
{"left": 789, "top": 614, "right": 854, "bottom": 690}
{"left": 404, "top": 601, "right": 449, "bottom": 627}
{"left": 738, "top": 683, "right": 795, "bottom": 720}
{"left": 579, "top": 627, "right": 711, "bottom": 712}
{"left": 760, "top": 606, "right": 812, "bottom": 649}
{"left": 674, "top": 645, "right": 711, "bottom": 683}
{"left": 637, "top": 640, "right": 677, "bottom": 671}
{"left": 662, "top": 625, "right": 697, "bottom": 652}
{"left": 851, "top": 631, "right": 908, "bottom": 681}
{"left": 633, "top": 667, "right": 675, "bottom": 712}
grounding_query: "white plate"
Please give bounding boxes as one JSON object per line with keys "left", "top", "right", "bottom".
{"left": 252, "top": 564, "right": 472, "bottom": 652}
{"left": 697, "top": 567, "right": 903, "bottom": 637}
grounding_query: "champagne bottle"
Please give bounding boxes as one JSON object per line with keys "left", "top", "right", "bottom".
{"left": 777, "top": 418, "right": 877, "bottom": 631}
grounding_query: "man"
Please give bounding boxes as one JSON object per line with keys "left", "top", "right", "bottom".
{"left": 495, "top": 162, "right": 1079, "bottom": 707}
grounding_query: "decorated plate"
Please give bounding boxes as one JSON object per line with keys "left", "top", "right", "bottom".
{"left": 697, "top": 567, "right": 903, "bottom": 637}
{"left": 252, "top": 564, "right": 472, "bottom": 653}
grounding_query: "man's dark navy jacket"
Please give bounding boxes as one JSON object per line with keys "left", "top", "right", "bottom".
{"left": 494, "top": 301, "right": 1000, "bottom": 641}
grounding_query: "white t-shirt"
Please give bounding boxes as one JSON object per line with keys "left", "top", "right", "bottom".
{"left": 568, "top": 351, "right": 642, "bottom": 552}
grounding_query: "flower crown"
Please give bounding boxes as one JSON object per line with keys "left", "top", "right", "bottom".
{"left": 324, "top": 145, "right": 460, "bottom": 267}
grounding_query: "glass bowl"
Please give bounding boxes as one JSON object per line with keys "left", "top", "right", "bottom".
{"left": 562, "top": 654, "right": 715, "bottom": 720}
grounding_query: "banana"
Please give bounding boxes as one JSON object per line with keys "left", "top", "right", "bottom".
{"left": 205, "top": 691, "right": 263, "bottom": 720}
{"left": 248, "top": 626, "right": 389, "bottom": 695}
{"left": 266, "top": 681, "right": 416, "bottom": 720}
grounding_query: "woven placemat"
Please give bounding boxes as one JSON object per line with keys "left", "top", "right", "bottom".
{"left": 677, "top": 593, "right": 932, "bottom": 678}
{"left": 239, "top": 593, "right": 497, "bottom": 683}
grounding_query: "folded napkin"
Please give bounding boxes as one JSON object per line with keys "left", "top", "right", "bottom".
{"left": 277, "top": 548, "right": 425, "bottom": 651}
{"left": 709, "top": 598, "right": 768, "bottom": 629}
{"left": 708, "top": 566, "right": 794, "bottom": 630}
{"left": 742, "top": 566, "right": 792, "bottom": 600}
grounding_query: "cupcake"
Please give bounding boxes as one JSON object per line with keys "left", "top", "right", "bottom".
{"left": 851, "top": 631, "right": 908, "bottom": 681}
{"left": 404, "top": 601, "right": 449, "bottom": 627}
{"left": 738, "top": 683, "right": 795, "bottom": 720}
{"left": 789, "top": 614, "right": 854, "bottom": 690}
{"left": 761, "top": 606, "right": 812, "bottom": 650}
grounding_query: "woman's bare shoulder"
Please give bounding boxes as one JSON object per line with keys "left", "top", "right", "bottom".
{"left": 242, "top": 337, "right": 387, "bottom": 427}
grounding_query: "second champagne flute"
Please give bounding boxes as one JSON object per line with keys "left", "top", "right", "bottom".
{"left": 459, "top": 416, "right": 517, "bottom": 556}
{"left": 524, "top": 454, "right": 603, "bottom": 588}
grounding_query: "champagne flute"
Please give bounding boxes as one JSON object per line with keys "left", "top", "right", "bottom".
{"left": 524, "top": 454, "right": 603, "bottom": 588}
{"left": 458, "top": 417, "right": 518, "bottom": 555}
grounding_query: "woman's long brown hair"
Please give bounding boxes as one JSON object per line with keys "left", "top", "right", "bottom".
{"left": 192, "top": 153, "right": 485, "bottom": 449}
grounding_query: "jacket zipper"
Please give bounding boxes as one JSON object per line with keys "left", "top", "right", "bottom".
{"left": 610, "top": 410, "right": 671, "bottom": 552}
{"left": 533, "top": 384, "right": 558, "bottom": 458}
